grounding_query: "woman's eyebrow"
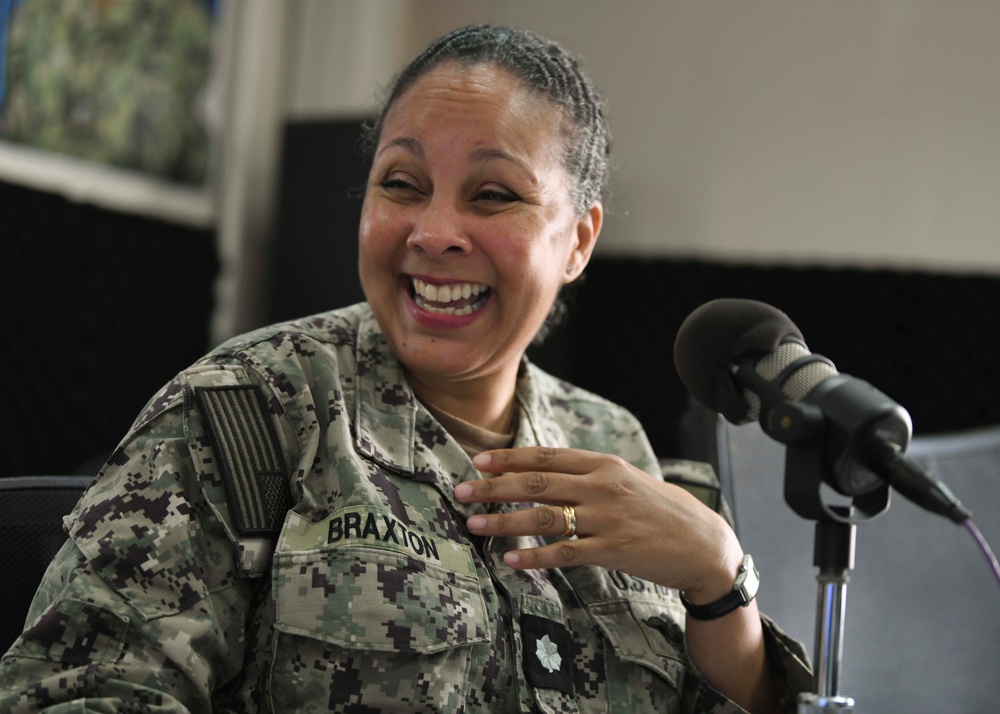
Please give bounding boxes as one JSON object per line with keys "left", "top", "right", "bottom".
{"left": 469, "top": 146, "right": 539, "bottom": 185}
{"left": 376, "top": 136, "right": 423, "bottom": 159}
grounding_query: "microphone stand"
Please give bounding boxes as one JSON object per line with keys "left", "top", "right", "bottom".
{"left": 797, "top": 512, "right": 857, "bottom": 712}
{"left": 779, "top": 423, "right": 891, "bottom": 713}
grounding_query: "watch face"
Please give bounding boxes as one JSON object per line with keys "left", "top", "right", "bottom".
{"left": 739, "top": 555, "right": 760, "bottom": 600}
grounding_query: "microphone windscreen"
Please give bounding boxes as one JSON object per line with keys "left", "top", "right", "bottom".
{"left": 673, "top": 298, "right": 803, "bottom": 423}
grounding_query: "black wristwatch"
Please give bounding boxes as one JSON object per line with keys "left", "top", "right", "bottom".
{"left": 680, "top": 554, "right": 760, "bottom": 621}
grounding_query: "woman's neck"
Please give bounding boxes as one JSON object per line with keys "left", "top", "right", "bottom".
{"left": 407, "top": 370, "right": 518, "bottom": 435}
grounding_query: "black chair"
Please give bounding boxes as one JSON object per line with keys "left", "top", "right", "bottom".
{"left": 0, "top": 475, "right": 93, "bottom": 655}
{"left": 678, "top": 401, "right": 1000, "bottom": 713}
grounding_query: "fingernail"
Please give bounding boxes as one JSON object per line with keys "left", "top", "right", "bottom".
{"left": 467, "top": 516, "right": 487, "bottom": 532}
{"left": 504, "top": 552, "right": 520, "bottom": 566}
{"left": 454, "top": 483, "right": 473, "bottom": 500}
{"left": 472, "top": 453, "right": 491, "bottom": 468}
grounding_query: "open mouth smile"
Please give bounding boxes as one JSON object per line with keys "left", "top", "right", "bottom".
{"left": 411, "top": 277, "right": 492, "bottom": 316}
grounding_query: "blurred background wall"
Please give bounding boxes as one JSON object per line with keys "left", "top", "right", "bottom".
{"left": 2, "top": 0, "right": 998, "bottom": 476}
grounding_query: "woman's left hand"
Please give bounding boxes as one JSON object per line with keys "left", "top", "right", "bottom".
{"left": 454, "top": 446, "right": 744, "bottom": 598}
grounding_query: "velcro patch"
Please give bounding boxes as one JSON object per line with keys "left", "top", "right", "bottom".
{"left": 196, "top": 385, "right": 290, "bottom": 537}
{"left": 522, "top": 614, "right": 574, "bottom": 695}
{"left": 279, "top": 507, "right": 478, "bottom": 580}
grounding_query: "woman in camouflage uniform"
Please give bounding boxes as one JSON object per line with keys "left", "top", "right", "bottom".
{"left": 0, "top": 24, "right": 811, "bottom": 713}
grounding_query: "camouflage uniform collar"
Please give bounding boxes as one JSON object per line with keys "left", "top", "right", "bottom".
{"left": 351, "top": 313, "right": 571, "bottom": 475}
{"left": 513, "top": 360, "right": 572, "bottom": 451}
{"left": 353, "top": 310, "right": 419, "bottom": 474}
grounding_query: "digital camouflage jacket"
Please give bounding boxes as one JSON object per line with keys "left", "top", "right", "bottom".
{"left": 0, "top": 303, "right": 812, "bottom": 713}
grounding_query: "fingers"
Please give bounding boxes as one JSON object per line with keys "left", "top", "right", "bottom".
{"left": 454, "top": 468, "right": 569, "bottom": 505}
{"left": 455, "top": 447, "right": 740, "bottom": 587}
{"left": 472, "top": 446, "right": 601, "bottom": 475}
{"left": 466, "top": 504, "right": 579, "bottom": 539}
{"left": 502, "top": 533, "right": 627, "bottom": 572}
{"left": 457, "top": 447, "right": 632, "bottom": 506}
{"left": 504, "top": 539, "right": 584, "bottom": 570}
{"left": 456, "top": 446, "right": 663, "bottom": 574}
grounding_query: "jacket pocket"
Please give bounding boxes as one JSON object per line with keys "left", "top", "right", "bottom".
{"left": 564, "top": 565, "right": 689, "bottom": 711}
{"left": 268, "top": 542, "right": 490, "bottom": 712}
{"left": 272, "top": 543, "right": 489, "bottom": 652}
{"left": 587, "top": 598, "right": 686, "bottom": 689}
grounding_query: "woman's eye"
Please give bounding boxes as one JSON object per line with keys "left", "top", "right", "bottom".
{"left": 380, "top": 178, "right": 417, "bottom": 191}
{"left": 476, "top": 188, "right": 517, "bottom": 202}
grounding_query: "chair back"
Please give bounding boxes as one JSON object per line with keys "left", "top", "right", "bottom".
{"left": 0, "top": 475, "right": 93, "bottom": 655}
{"left": 679, "top": 402, "right": 1000, "bottom": 713}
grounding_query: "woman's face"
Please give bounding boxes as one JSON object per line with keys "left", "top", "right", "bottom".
{"left": 359, "top": 62, "right": 601, "bottom": 394}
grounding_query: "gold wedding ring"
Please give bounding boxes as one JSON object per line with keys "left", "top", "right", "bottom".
{"left": 561, "top": 505, "right": 577, "bottom": 537}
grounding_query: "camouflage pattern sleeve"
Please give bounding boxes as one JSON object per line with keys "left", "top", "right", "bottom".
{"left": 761, "top": 615, "right": 815, "bottom": 713}
{"left": 0, "top": 370, "right": 259, "bottom": 712}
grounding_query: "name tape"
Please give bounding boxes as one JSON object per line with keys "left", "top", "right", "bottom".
{"left": 279, "top": 506, "right": 477, "bottom": 578}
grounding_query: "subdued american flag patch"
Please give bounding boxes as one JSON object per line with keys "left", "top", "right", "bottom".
{"left": 195, "top": 385, "right": 290, "bottom": 537}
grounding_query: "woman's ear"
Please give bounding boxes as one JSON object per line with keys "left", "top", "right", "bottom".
{"left": 564, "top": 202, "right": 603, "bottom": 282}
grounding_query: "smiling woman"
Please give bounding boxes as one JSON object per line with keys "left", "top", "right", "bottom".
{"left": 359, "top": 60, "right": 599, "bottom": 433}
{"left": 0, "top": 24, "right": 812, "bottom": 713}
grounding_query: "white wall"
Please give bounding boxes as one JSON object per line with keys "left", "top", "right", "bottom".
{"left": 287, "top": 0, "right": 1000, "bottom": 274}
{"left": 4, "top": 1, "right": 996, "bottom": 343}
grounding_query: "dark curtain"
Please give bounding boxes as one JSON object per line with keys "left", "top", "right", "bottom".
{"left": 0, "top": 178, "right": 218, "bottom": 476}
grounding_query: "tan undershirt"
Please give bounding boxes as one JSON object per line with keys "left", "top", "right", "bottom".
{"left": 420, "top": 400, "right": 516, "bottom": 459}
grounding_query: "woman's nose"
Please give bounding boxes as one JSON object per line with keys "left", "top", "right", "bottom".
{"left": 405, "top": 201, "right": 472, "bottom": 257}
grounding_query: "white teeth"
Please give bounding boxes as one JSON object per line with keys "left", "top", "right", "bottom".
{"left": 412, "top": 278, "right": 487, "bottom": 304}
{"left": 411, "top": 278, "right": 489, "bottom": 315}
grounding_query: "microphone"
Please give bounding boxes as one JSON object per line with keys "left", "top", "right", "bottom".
{"left": 673, "top": 298, "right": 971, "bottom": 524}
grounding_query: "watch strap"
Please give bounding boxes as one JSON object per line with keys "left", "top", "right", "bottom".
{"left": 680, "top": 554, "right": 759, "bottom": 621}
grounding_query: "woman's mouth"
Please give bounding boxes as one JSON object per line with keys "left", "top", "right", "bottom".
{"left": 411, "top": 277, "right": 492, "bottom": 316}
